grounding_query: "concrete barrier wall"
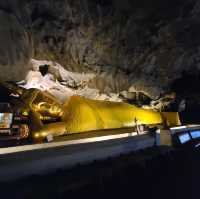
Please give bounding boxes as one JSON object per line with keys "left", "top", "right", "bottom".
{"left": 0, "top": 134, "right": 155, "bottom": 182}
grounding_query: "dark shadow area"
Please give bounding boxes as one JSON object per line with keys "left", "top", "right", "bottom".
{"left": 0, "top": 146, "right": 199, "bottom": 199}
{"left": 39, "top": 64, "right": 49, "bottom": 76}
{"left": 0, "top": 84, "right": 11, "bottom": 103}
{"left": 171, "top": 71, "right": 200, "bottom": 123}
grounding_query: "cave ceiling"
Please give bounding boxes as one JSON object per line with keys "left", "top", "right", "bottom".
{"left": 0, "top": 0, "right": 199, "bottom": 99}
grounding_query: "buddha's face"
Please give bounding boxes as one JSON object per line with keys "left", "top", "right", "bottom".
{"left": 33, "top": 102, "right": 63, "bottom": 118}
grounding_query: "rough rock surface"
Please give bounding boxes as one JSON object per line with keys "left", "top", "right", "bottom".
{"left": 0, "top": 8, "right": 32, "bottom": 81}
{"left": 1, "top": 0, "right": 200, "bottom": 99}
{"left": 22, "top": 59, "right": 122, "bottom": 102}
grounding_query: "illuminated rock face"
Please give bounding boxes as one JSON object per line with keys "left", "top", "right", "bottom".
{"left": 22, "top": 59, "right": 123, "bottom": 102}
{"left": 1, "top": 0, "right": 200, "bottom": 98}
{"left": 24, "top": 0, "right": 200, "bottom": 98}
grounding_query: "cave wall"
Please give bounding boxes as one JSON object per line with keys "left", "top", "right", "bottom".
{"left": 0, "top": 0, "right": 200, "bottom": 98}
{"left": 0, "top": 6, "right": 32, "bottom": 81}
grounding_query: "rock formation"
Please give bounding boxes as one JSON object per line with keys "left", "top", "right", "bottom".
{"left": 22, "top": 59, "right": 122, "bottom": 102}
{"left": 0, "top": 0, "right": 200, "bottom": 102}
{"left": 0, "top": 8, "right": 32, "bottom": 81}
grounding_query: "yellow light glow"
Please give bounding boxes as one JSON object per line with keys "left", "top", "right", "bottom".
{"left": 34, "top": 133, "right": 39, "bottom": 138}
{"left": 41, "top": 132, "right": 47, "bottom": 137}
{"left": 22, "top": 111, "right": 29, "bottom": 116}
